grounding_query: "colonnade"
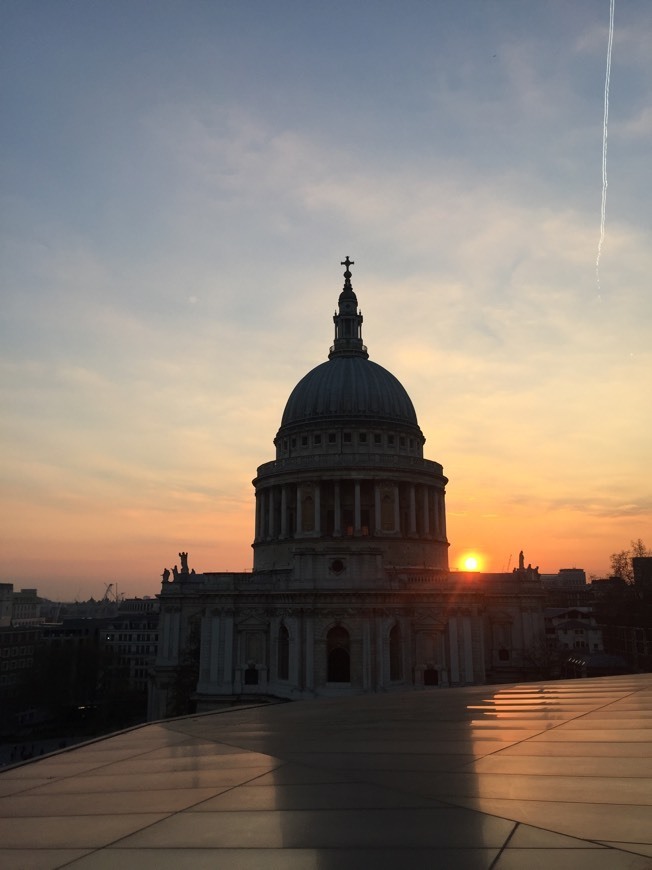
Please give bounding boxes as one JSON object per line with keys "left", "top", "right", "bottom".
{"left": 190, "top": 609, "right": 479, "bottom": 698}
{"left": 254, "top": 478, "right": 446, "bottom": 542}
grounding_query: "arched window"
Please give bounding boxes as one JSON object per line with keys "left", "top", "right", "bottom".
{"left": 278, "top": 624, "right": 289, "bottom": 681}
{"left": 389, "top": 623, "right": 402, "bottom": 681}
{"left": 327, "top": 626, "right": 350, "bottom": 682}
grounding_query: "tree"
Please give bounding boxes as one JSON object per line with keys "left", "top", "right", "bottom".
{"left": 610, "top": 540, "right": 650, "bottom": 583}
{"left": 523, "top": 632, "right": 566, "bottom": 680}
{"left": 631, "top": 539, "right": 651, "bottom": 558}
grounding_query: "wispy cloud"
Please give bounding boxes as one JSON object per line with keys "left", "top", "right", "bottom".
{"left": 2, "top": 1, "right": 651, "bottom": 592}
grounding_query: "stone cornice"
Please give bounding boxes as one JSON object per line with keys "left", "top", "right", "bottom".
{"left": 255, "top": 452, "right": 445, "bottom": 484}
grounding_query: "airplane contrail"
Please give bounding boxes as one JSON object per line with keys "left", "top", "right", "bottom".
{"left": 596, "top": 0, "right": 615, "bottom": 290}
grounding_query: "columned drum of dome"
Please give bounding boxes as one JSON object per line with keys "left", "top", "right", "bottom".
{"left": 252, "top": 259, "right": 449, "bottom": 576}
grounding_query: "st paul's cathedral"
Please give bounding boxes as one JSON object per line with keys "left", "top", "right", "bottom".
{"left": 149, "top": 260, "right": 545, "bottom": 718}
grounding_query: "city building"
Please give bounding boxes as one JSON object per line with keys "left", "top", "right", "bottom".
{"left": 0, "top": 624, "right": 40, "bottom": 733}
{"left": 540, "top": 568, "right": 587, "bottom": 589}
{"left": 0, "top": 585, "right": 12, "bottom": 628}
{"left": 10, "top": 588, "right": 42, "bottom": 626}
{"left": 0, "top": 583, "right": 45, "bottom": 628}
{"left": 149, "top": 261, "right": 546, "bottom": 719}
{"left": 103, "top": 598, "right": 160, "bottom": 693}
{"left": 633, "top": 556, "right": 652, "bottom": 591}
{"left": 540, "top": 569, "right": 593, "bottom": 608}
{"left": 544, "top": 607, "right": 604, "bottom": 654}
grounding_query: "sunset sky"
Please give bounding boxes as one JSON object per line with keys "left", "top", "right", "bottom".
{"left": 2, "top": 1, "right": 650, "bottom": 601}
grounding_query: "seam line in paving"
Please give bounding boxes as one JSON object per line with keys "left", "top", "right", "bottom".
{"left": 488, "top": 820, "right": 519, "bottom": 869}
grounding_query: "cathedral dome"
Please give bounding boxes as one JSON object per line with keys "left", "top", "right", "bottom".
{"left": 277, "top": 258, "right": 422, "bottom": 438}
{"left": 254, "top": 258, "right": 447, "bottom": 578}
{"left": 281, "top": 356, "right": 418, "bottom": 429}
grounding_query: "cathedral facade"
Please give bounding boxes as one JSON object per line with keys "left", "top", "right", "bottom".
{"left": 148, "top": 261, "right": 545, "bottom": 719}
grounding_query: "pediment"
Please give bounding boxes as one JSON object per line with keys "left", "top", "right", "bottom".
{"left": 414, "top": 613, "right": 447, "bottom": 631}
{"left": 235, "top": 613, "right": 269, "bottom": 629}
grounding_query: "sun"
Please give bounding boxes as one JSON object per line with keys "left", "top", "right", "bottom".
{"left": 459, "top": 553, "right": 482, "bottom": 571}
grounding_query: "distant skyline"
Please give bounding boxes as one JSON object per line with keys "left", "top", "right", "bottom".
{"left": 2, "top": 1, "right": 651, "bottom": 600}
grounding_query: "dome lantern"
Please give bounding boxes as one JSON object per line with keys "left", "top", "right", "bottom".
{"left": 329, "top": 256, "right": 368, "bottom": 360}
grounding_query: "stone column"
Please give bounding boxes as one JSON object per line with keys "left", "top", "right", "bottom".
{"left": 374, "top": 483, "right": 381, "bottom": 535}
{"left": 477, "top": 615, "right": 486, "bottom": 681}
{"left": 223, "top": 614, "right": 233, "bottom": 689}
{"left": 305, "top": 617, "right": 314, "bottom": 691}
{"left": 334, "top": 481, "right": 342, "bottom": 537}
{"left": 463, "top": 616, "right": 473, "bottom": 684}
{"left": 393, "top": 484, "right": 400, "bottom": 533}
{"left": 439, "top": 632, "right": 449, "bottom": 686}
{"left": 409, "top": 484, "right": 417, "bottom": 536}
{"left": 288, "top": 616, "right": 299, "bottom": 688}
{"left": 267, "top": 488, "right": 274, "bottom": 539}
{"left": 440, "top": 491, "right": 447, "bottom": 539}
{"left": 269, "top": 617, "right": 279, "bottom": 682}
{"left": 169, "top": 612, "right": 180, "bottom": 663}
{"left": 363, "top": 620, "right": 371, "bottom": 690}
{"left": 449, "top": 616, "right": 460, "bottom": 684}
{"left": 296, "top": 486, "right": 303, "bottom": 537}
{"left": 159, "top": 611, "right": 169, "bottom": 663}
{"left": 254, "top": 492, "right": 262, "bottom": 542}
{"left": 199, "top": 614, "right": 211, "bottom": 683}
{"left": 376, "top": 614, "right": 384, "bottom": 688}
{"left": 521, "top": 608, "right": 534, "bottom": 653}
{"left": 209, "top": 616, "right": 220, "bottom": 684}
{"left": 280, "top": 486, "right": 288, "bottom": 538}
{"left": 354, "top": 480, "right": 361, "bottom": 535}
{"left": 261, "top": 491, "right": 269, "bottom": 540}
{"left": 315, "top": 482, "right": 321, "bottom": 535}
{"left": 433, "top": 490, "right": 440, "bottom": 538}
{"left": 422, "top": 486, "right": 430, "bottom": 537}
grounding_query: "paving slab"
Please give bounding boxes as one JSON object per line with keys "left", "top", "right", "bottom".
{"left": 1, "top": 673, "right": 650, "bottom": 869}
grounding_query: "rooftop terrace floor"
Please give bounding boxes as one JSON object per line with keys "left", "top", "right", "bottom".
{"left": 2, "top": 673, "right": 652, "bottom": 869}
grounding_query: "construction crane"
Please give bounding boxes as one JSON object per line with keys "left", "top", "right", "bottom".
{"left": 101, "top": 583, "right": 113, "bottom": 603}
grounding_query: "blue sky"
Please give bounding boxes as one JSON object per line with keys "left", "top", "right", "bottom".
{"left": 1, "top": 1, "right": 650, "bottom": 599}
